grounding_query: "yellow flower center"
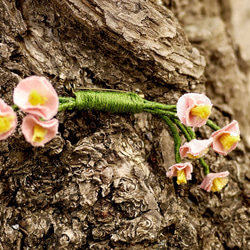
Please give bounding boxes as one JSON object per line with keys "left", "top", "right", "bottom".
{"left": 176, "top": 169, "right": 187, "bottom": 185}
{"left": 0, "top": 116, "right": 14, "bottom": 133}
{"left": 219, "top": 134, "right": 240, "bottom": 151}
{"left": 210, "top": 177, "right": 228, "bottom": 192}
{"left": 32, "top": 125, "right": 47, "bottom": 142}
{"left": 28, "top": 90, "right": 47, "bottom": 106}
{"left": 190, "top": 105, "right": 211, "bottom": 119}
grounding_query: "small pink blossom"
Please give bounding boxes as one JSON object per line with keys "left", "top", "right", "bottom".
{"left": 177, "top": 93, "right": 212, "bottom": 127}
{"left": 0, "top": 99, "right": 17, "bottom": 140}
{"left": 166, "top": 162, "right": 193, "bottom": 185}
{"left": 210, "top": 120, "right": 240, "bottom": 155}
{"left": 180, "top": 138, "right": 213, "bottom": 159}
{"left": 21, "top": 115, "right": 58, "bottom": 147}
{"left": 199, "top": 171, "right": 229, "bottom": 192}
{"left": 13, "top": 76, "right": 58, "bottom": 120}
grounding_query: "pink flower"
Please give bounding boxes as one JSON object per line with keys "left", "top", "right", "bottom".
{"left": 180, "top": 138, "right": 213, "bottom": 159}
{"left": 210, "top": 120, "right": 240, "bottom": 155}
{"left": 13, "top": 76, "right": 58, "bottom": 120}
{"left": 199, "top": 171, "right": 229, "bottom": 192}
{"left": 0, "top": 99, "right": 17, "bottom": 140}
{"left": 166, "top": 162, "right": 193, "bottom": 185}
{"left": 177, "top": 93, "right": 212, "bottom": 127}
{"left": 21, "top": 115, "right": 58, "bottom": 147}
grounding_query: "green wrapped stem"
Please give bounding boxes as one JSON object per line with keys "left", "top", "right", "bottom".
{"left": 58, "top": 91, "right": 176, "bottom": 114}
{"left": 161, "top": 115, "right": 182, "bottom": 163}
{"left": 12, "top": 104, "right": 19, "bottom": 112}
{"left": 143, "top": 100, "right": 176, "bottom": 111}
{"left": 143, "top": 109, "right": 176, "bottom": 118}
{"left": 206, "top": 119, "right": 221, "bottom": 130}
{"left": 185, "top": 126, "right": 196, "bottom": 140}
{"left": 199, "top": 158, "right": 210, "bottom": 175}
{"left": 170, "top": 117, "right": 210, "bottom": 175}
{"left": 170, "top": 117, "right": 192, "bottom": 142}
{"left": 74, "top": 91, "right": 144, "bottom": 113}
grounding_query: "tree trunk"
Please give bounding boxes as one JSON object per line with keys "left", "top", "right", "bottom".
{"left": 0, "top": 0, "right": 249, "bottom": 249}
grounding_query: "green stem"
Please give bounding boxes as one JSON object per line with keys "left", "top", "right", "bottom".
{"left": 199, "top": 158, "right": 210, "bottom": 175}
{"left": 12, "top": 104, "right": 19, "bottom": 112}
{"left": 170, "top": 117, "right": 210, "bottom": 175}
{"left": 185, "top": 126, "right": 196, "bottom": 140}
{"left": 143, "top": 100, "right": 176, "bottom": 111}
{"left": 171, "top": 117, "right": 191, "bottom": 142}
{"left": 59, "top": 91, "right": 177, "bottom": 115}
{"left": 74, "top": 91, "right": 145, "bottom": 113}
{"left": 161, "top": 115, "right": 182, "bottom": 163}
{"left": 206, "top": 119, "right": 221, "bottom": 130}
{"left": 169, "top": 117, "right": 196, "bottom": 141}
{"left": 58, "top": 97, "right": 76, "bottom": 111}
{"left": 59, "top": 96, "right": 75, "bottom": 104}
{"left": 143, "top": 108, "right": 176, "bottom": 117}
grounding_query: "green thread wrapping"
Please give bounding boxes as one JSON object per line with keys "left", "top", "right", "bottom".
{"left": 171, "top": 117, "right": 191, "bottom": 142}
{"left": 143, "top": 100, "right": 176, "bottom": 112}
{"left": 59, "top": 96, "right": 75, "bottom": 104}
{"left": 58, "top": 91, "right": 176, "bottom": 113}
{"left": 199, "top": 158, "right": 210, "bottom": 175}
{"left": 161, "top": 115, "right": 182, "bottom": 163}
{"left": 75, "top": 91, "right": 144, "bottom": 113}
{"left": 185, "top": 126, "right": 196, "bottom": 140}
{"left": 206, "top": 119, "right": 221, "bottom": 130}
{"left": 143, "top": 109, "right": 176, "bottom": 118}
{"left": 58, "top": 96, "right": 76, "bottom": 111}
{"left": 12, "top": 104, "right": 19, "bottom": 112}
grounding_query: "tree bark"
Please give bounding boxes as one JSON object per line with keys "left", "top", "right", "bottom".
{"left": 0, "top": 0, "right": 249, "bottom": 249}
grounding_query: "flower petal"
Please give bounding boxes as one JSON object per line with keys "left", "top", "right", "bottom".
{"left": 199, "top": 171, "right": 229, "bottom": 192}
{"left": 0, "top": 99, "right": 17, "bottom": 140}
{"left": 13, "top": 76, "right": 59, "bottom": 120}
{"left": 166, "top": 162, "right": 193, "bottom": 184}
{"left": 177, "top": 93, "right": 212, "bottom": 127}
{"left": 180, "top": 138, "right": 213, "bottom": 159}
{"left": 21, "top": 115, "right": 58, "bottom": 147}
{"left": 211, "top": 120, "right": 240, "bottom": 155}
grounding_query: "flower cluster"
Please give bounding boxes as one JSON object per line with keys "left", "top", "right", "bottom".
{"left": 0, "top": 76, "right": 59, "bottom": 146}
{"left": 166, "top": 93, "right": 240, "bottom": 192}
{"left": 0, "top": 76, "right": 240, "bottom": 193}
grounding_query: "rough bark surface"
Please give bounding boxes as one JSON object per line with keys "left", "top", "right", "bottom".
{"left": 0, "top": 0, "right": 249, "bottom": 249}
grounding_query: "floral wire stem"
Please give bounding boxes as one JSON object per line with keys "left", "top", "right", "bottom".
{"left": 170, "top": 116, "right": 210, "bottom": 175}
{"left": 199, "top": 158, "right": 210, "bottom": 175}
{"left": 143, "top": 101, "right": 176, "bottom": 112}
{"left": 160, "top": 115, "right": 182, "bottom": 163}
{"left": 12, "top": 104, "right": 19, "bottom": 112}
{"left": 58, "top": 96, "right": 77, "bottom": 111}
{"left": 186, "top": 126, "right": 196, "bottom": 140}
{"left": 58, "top": 91, "right": 176, "bottom": 113}
{"left": 206, "top": 119, "right": 221, "bottom": 130}
{"left": 143, "top": 108, "right": 176, "bottom": 118}
{"left": 170, "top": 117, "right": 191, "bottom": 141}
{"left": 198, "top": 157, "right": 210, "bottom": 175}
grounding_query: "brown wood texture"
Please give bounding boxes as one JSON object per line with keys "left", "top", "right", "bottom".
{"left": 0, "top": 0, "right": 249, "bottom": 249}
